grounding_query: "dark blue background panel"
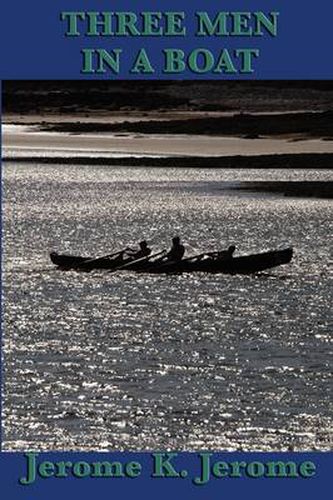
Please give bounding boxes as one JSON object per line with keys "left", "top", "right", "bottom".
{"left": 1, "top": 452, "right": 332, "bottom": 500}
{"left": 0, "top": 0, "right": 332, "bottom": 79}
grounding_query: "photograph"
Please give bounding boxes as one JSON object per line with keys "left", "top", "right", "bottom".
{"left": 2, "top": 80, "right": 332, "bottom": 452}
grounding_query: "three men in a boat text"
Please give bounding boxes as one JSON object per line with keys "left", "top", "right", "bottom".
{"left": 80, "top": 47, "right": 260, "bottom": 75}
{"left": 19, "top": 452, "right": 316, "bottom": 486}
{"left": 60, "top": 11, "right": 279, "bottom": 75}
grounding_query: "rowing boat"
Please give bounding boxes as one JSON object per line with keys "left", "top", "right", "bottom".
{"left": 50, "top": 248, "right": 293, "bottom": 274}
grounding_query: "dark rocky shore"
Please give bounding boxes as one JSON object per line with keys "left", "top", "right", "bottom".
{"left": 37, "top": 111, "right": 333, "bottom": 140}
{"left": 4, "top": 153, "right": 333, "bottom": 171}
{"left": 4, "top": 81, "right": 333, "bottom": 140}
{"left": 4, "top": 80, "right": 333, "bottom": 115}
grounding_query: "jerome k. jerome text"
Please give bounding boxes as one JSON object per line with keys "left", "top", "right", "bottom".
{"left": 19, "top": 453, "right": 316, "bottom": 486}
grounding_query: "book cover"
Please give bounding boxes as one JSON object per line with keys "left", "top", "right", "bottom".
{"left": 1, "top": 1, "right": 332, "bottom": 499}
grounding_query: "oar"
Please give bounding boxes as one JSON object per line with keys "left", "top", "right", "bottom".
{"left": 148, "top": 252, "right": 206, "bottom": 270}
{"left": 76, "top": 249, "right": 127, "bottom": 269}
{"left": 108, "top": 250, "right": 166, "bottom": 273}
{"left": 181, "top": 252, "right": 207, "bottom": 263}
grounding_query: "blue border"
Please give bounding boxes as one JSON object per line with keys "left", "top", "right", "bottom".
{"left": 0, "top": 79, "right": 2, "bottom": 452}
{"left": 1, "top": 0, "right": 332, "bottom": 498}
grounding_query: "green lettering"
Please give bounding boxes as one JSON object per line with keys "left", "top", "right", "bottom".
{"left": 266, "top": 461, "right": 299, "bottom": 478}
{"left": 96, "top": 49, "right": 122, "bottom": 74}
{"left": 299, "top": 461, "right": 316, "bottom": 478}
{"left": 212, "top": 461, "right": 229, "bottom": 478}
{"left": 229, "top": 461, "right": 247, "bottom": 478}
{"left": 90, "top": 461, "right": 125, "bottom": 477}
{"left": 163, "top": 49, "right": 185, "bottom": 73}
{"left": 125, "top": 462, "right": 142, "bottom": 478}
{"left": 131, "top": 48, "right": 154, "bottom": 73}
{"left": 246, "top": 462, "right": 265, "bottom": 478}
{"left": 116, "top": 12, "right": 140, "bottom": 36}
{"left": 60, "top": 12, "right": 86, "bottom": 36}
{"left": 19, "top": 453, "right": 38, "bottom": 485}
{"left": 236, "top": 48, "right": 259, "bottom": 73}
{"left": 254, "top": 12, "right": 279, "bottom": 36}
{"left": 72, "top": 462, "right": 91, "bottom": 478}
{"left": 214, "top": 49, "right": 237, "bottom": 73}
{"left": 196, "top": 12, "right": 229, "bottom": 36}
{"left": 86, "top": 12, "right": 114, "bottom": 36}
{"left": 231, "top": 12, "right": 252, "bottom": 36}
{"left": 152, "top": 453, "right": 181, "bottom": 478}
{"left": 81, "top": 49, "right": 95, "bottom": 73}
{"left": 189, "top": 49, "right": 214, "bottom": 73}
{"left": 193, "top": 453, "right": 211, "bottom": 485}
{"left": 141, "top": 12, "right": 163, "bottom": 36}
{"left": 38, "top": 461, "right": 55, "bottom": 478}
{"left": 81, "top": 49, "right": 122, "bottom": 74}
{"left": 54, "top": 461, "right": 72, "bottom": 478}
{"left": 165, "top": 12, "right": 186, "bottom": 36}
{"left": 91, "top": 462, "right": 114, "bottom": 478}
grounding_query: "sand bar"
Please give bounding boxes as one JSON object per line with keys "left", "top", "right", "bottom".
{"left": 4, "top": 125, "right": 333, "bottom": 158}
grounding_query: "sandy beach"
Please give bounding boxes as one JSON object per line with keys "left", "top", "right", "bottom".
{"left": 4, "top": 124, "right": 333, "bottom": 159}
{"left": 3, "top": 81, "right": 333, "bottom": 170}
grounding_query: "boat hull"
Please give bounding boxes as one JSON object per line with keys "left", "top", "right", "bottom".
{"left": 50, "top": 248, "right": 293, "bottom": 274}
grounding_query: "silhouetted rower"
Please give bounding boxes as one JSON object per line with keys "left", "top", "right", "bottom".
{"left": 166, "top": 236, "right": 185, "bottom": 261}
{"left": 208, "top": 245, "right": 236, "bottom": 260}
{"left": 126, "top": 240, "right": 151, "bottom": 260}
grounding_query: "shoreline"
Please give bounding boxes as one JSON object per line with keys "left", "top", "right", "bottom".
{"left": 32, "top": 111, "right": 333, "bottom": 141}
{"left": 4, "top": 110, "right": 333, "bottom": 141}
{"left": 4, "top": 153, "right": 333, "bottom": 172}
{"left": 4, "top": 123, "right": 333, "bottom": 158}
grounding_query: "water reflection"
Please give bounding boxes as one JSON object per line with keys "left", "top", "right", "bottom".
{"left": 2, "top": 165, "right": 333, "bottom": 451}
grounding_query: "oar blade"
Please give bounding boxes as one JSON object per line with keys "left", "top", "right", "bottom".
{"left": 108, "top": 250, "right": 166, "bottom": 273}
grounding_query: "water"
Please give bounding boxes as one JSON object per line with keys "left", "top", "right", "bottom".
{"left": 2, "top": 165, "right": 333, "bottom": 451}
